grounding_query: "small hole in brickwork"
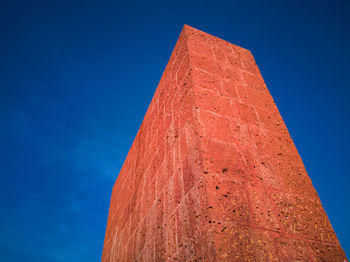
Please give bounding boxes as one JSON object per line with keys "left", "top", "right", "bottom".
{"left": 222, "top": 168, "right": 228, "bottom": 173}
{"left": 216, "top": 186, "right": 219, "bottom": 190}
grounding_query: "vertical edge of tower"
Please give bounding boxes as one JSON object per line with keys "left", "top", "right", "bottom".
{"left": 101, "top": 25, "right": 207, "bottom": 261}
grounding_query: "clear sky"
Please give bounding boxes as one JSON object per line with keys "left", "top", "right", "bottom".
{"left": 1, "top": 0, "right": 349, "bottom": 261}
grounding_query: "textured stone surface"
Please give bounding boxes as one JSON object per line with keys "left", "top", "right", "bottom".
{"left": 101, "top": 25, "right": 347, "bottom": 261}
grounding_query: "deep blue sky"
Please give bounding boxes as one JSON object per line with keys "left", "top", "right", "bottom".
{"left": 1, "top": 0, "right": 349, "bottom": 261}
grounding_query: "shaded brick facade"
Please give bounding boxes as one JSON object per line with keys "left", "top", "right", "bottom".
{"left": 102, "top": 25, "right": 347, "bottom": 261}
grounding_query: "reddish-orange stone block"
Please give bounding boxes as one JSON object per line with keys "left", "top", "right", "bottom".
{"left": 102, "top": 25, "right": 347, "bottom": 261}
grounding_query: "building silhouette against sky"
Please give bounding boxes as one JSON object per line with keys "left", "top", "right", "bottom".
{"left": 102, "top": 25, "right": 347, "bottom": 261}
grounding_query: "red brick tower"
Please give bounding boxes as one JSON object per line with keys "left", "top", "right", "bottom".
{"left": 102, "top": 25, "right": 347, "bottom": 261}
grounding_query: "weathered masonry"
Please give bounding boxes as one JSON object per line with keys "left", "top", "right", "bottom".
{"left": 102, "top": 25, "right": 347, "bottom": 261}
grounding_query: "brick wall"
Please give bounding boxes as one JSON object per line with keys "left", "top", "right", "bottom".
{"left": 101, "top": 25, "right": 347, "bottom": 261}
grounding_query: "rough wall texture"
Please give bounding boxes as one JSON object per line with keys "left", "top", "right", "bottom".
{"left": 102, "top": 25, "right": 347, "bottom": 261}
